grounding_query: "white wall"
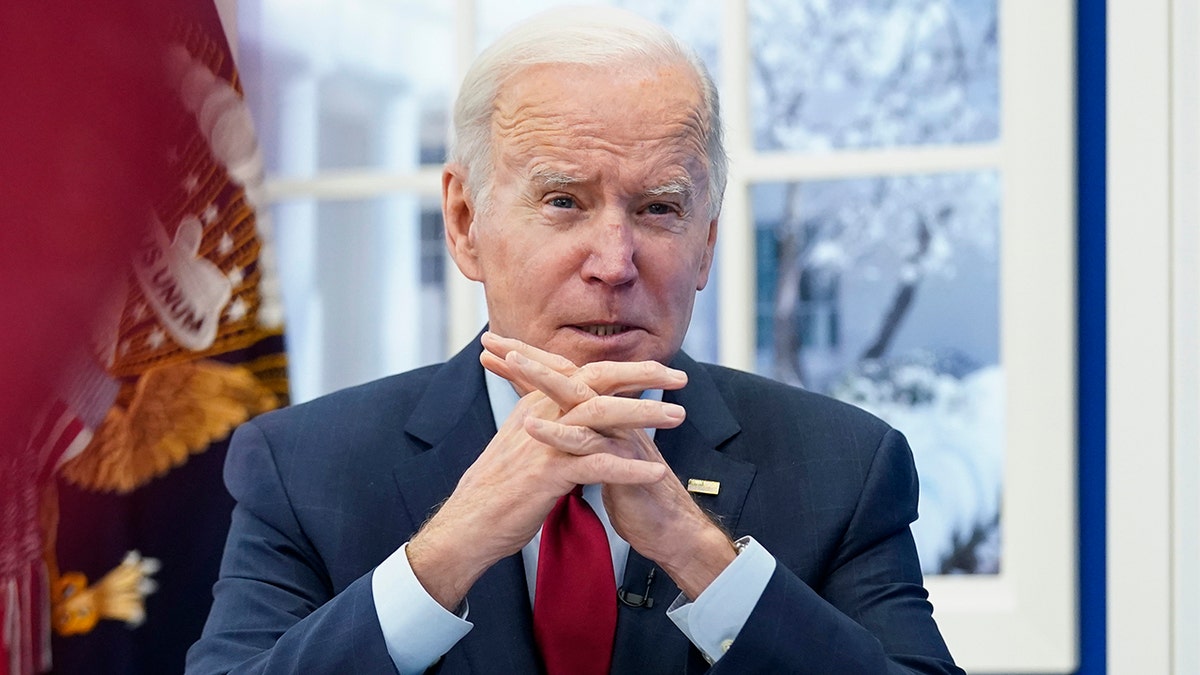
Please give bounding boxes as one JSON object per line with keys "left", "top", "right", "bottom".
{"left": 1107, "top": 0, "right": 1200, "bottom": 672}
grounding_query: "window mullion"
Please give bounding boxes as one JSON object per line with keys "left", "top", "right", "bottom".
{"left": 717, "top": 0, "right": 755, "bottom": 369}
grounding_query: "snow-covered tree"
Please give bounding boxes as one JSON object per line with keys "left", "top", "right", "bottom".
{"left": 751, "top": 0, "right": 998, "bottom": 385}
{"left": 751, "top": 0, "right": 1003, "bottom": 574}
{"left": 751, "top": 0, "right": 998, "bottom": 152}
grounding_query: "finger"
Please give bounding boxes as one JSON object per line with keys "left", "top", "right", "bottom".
{"left": 524, "top": 417, "right": 629, "bottom": 457}
{"left": 563, "top": 451, "right": 667, "bottom": 486}
{"left": 482, "top": 332, "right": 687, "bottom": 398}
{"left": 480, "top": 350, "right": 535, "bottom": 396}
{"left": 575, "top": 360, "right": 688, "bottom": 397}
{"left": 527, "top": 418, "right": 665, "bottom": 467}
{"left": 482, "top": 332, "right": 579, "bottom": 375}
{"left": 556, "top": 394, "right": 685, "bottom": 431}
{"left": 506, "top": 351, "right": 596, "bottom": 411}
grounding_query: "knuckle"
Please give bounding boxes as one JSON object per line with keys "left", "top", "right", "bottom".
{"left": 592, "top": 451, "right": 619, "bottom": 472}
{"left": 637, "top": 398, "right": 657, "bottom": 417}
{"left": 639, "top": 361, "right": 658, "bottom": 378}
{"left": 570, "top": 425, "right": 591, "bottom": 446}
{"left": 582, "top": 434, "right": 605, "bottom": 456}
{"left": 577, "top": 365, "right": 605, "bottom": 390}
{"left": 583, "top": 396, "right": 606, "bottom": 418}
{"left": 570, "top": 379, "right": 592, "bottom": 400}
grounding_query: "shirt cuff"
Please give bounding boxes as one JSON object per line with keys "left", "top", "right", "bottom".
{"left": 372, "top": 542, "right": 473, "bottom": 675}
{"left": 665, "top": 536, "right": 775, "bottom": 664}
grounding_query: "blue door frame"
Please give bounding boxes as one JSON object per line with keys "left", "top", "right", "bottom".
{"left": 1077, "top": 0, "right": 1106, "bottom": 672}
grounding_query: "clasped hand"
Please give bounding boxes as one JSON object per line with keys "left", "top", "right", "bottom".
{"left": 405, "top": 332, "right": 736, "bottom": 610}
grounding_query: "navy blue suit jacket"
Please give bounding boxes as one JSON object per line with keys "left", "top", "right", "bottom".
{"left": 187, "top": 338, "right": 961, "bottom": 674}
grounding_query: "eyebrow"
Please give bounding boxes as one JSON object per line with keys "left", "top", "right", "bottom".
{"left": 529, "top": 169, "right": 585, "bottom": 188}
{"left": 527, "top": 169, "right": 695, "bottom": 200}
{"left": 645, "top": 176, "right": 694, "bottom": 198}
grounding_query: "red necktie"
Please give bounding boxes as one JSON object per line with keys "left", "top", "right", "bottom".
{"left": 533, "top": 485, "right": 617, "bottom": 675}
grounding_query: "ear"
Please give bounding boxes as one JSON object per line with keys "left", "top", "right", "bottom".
{"left": 696, "top": 214, "right": 719, "bottom": 290}
{"left": 442, "top": 166, "right": 484, "bottom": 281}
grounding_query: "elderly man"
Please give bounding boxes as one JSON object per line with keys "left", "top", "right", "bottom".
{"left": 188, "top": 8, "right": 961, "bottom": 675}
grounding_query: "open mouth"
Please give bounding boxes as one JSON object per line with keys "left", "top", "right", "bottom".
{"left": 577, "top": 324, "right": 633, "bottom": 337}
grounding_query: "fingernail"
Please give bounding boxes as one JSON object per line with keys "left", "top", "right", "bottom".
{"left": 664, "top": 403, "right": 685, "bottom": 420}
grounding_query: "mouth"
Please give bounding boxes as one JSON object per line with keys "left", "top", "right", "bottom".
{"left": 573, "top": 324, "right": 636, "bottom": 338}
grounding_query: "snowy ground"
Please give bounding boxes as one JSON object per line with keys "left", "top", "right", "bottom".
{"left": 835, "top": 363, "right": 1004, "bottom": 574}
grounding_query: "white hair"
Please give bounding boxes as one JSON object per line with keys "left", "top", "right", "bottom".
{"left": 449, "top": 6, "right": 727, "bottom": 219}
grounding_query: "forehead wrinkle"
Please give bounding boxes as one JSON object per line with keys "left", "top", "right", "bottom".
{"left": 490, "top": 64, "right": 713, "bottom": 200}
{"left": 495, "top": 97, "right": 706, "bottom": 159}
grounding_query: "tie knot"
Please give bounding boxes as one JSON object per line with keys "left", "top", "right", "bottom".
{"left": 570, "top": 484, "right": 585, "bottom": 499}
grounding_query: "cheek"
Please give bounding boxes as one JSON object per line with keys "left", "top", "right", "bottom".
{"left": 644, "top": 241, "right": 709, "bottom": 300}
{"left": 473, "top": 223, "right": 523, "bottom": 277}
{"left": 478, "top": 232, "right": 572, "bottom": 300}
{"left": 677, "top": 233, "right": 714, "bottom": 276}
{"left": 504, "top": 231, "right": 589, "bottom": 275}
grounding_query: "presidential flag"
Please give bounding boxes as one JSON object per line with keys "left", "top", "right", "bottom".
{"left": 0, "top": 3, "right": 287, "bottom": 673}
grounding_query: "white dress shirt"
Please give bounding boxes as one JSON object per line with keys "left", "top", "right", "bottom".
{"left": 371, "top": 369, "right": 776, "bottom": 674}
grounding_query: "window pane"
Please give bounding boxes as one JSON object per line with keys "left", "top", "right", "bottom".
{"left": 753, "top": 172, "right": 1002, "bottom": 575}
{"left": 272, "top": 195, "right": 446, "bottom": 404}
{"left": 238, "top": 0, "right": 455, "bottom": 176}
{"left": 749, "top": 0, "right": 999, "bottom": 152}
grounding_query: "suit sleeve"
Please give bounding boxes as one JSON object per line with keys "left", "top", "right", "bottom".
{"left": 706, "top": 429, "right": 964, "bottom": 675}
{"left": 184, "top": 421, "right": 399, "bottom": 675}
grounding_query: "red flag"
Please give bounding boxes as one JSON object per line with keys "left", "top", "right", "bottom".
{"left": 0, "top": 2, "right": 286, "bottom": 672}
{"left": 0, "top": 3, "right": 173, "bottom": 673}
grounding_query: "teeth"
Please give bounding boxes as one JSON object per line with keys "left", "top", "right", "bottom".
{"left": 584, "top": 325, "right": 627, "bottom": 337}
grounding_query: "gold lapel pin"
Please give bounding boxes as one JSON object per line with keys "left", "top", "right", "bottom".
{"left": 686, "top": 478, "right": 721, "bottom": 496}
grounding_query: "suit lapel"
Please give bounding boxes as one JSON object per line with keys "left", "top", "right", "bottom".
{"left": 393, "top": 336, "right": 541, "bottom": 674}
{"left": 393, "top": 336, "right": 493, "bottom": 528}
{"left": 611, "top": 352, "right": 758, "bottom": 674}
{"left": 659, "top": 353, "right": 757, "bottom": 537}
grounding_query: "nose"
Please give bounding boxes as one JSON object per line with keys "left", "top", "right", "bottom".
{"left": 580, "top": 218, "right": 637, "bottom": 287}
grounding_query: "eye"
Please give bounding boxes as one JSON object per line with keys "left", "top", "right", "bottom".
{"left": 645, "top": 202, "right": 677, "bottom": 216}
{"left": 548, "top": 196, "right": 576, "bottom": 209}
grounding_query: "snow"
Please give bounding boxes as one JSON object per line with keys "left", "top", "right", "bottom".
{"left": 836, "top": 361, "right": 1004, "bottom": 574}
{"left": 749, "top": 0, "right": 1000, "bottom": 152}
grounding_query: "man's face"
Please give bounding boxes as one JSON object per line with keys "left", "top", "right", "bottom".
{"left": 445, "top": 61, "right": 719, "bottom": 367}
